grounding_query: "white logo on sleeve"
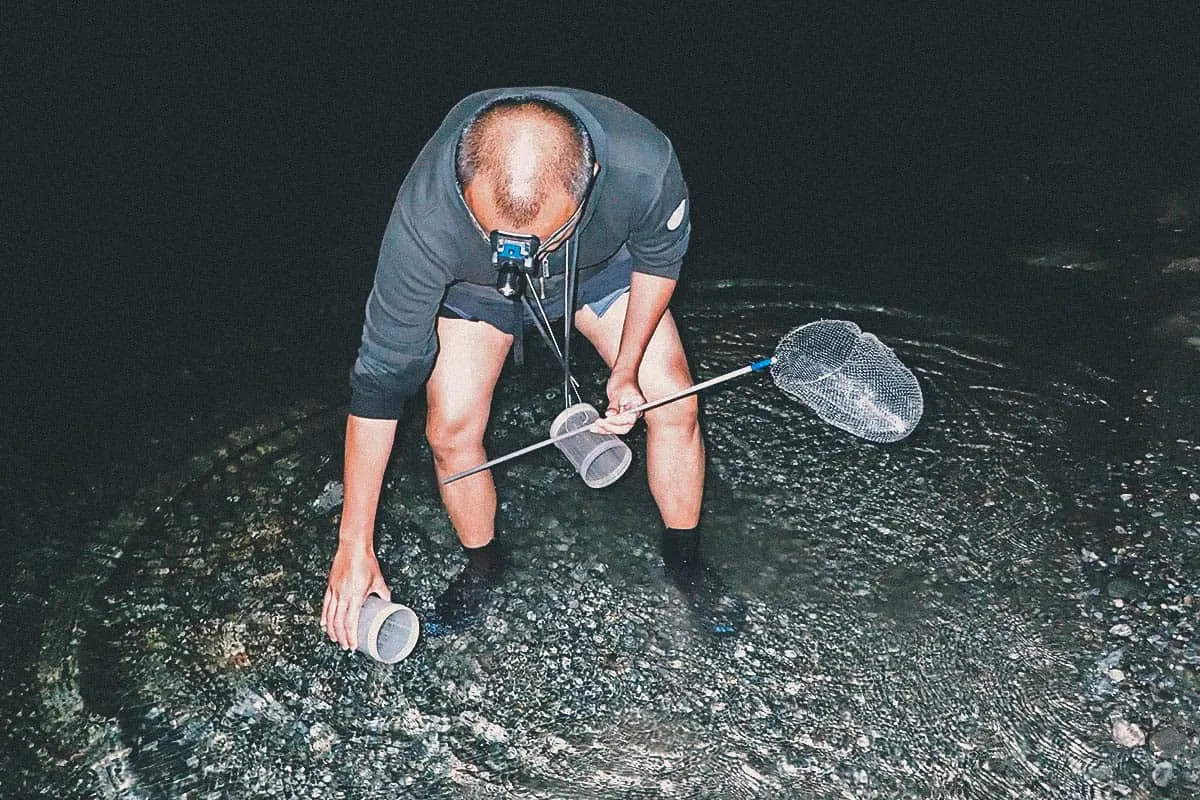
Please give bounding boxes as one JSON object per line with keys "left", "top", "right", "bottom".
{"left": 666, "top": 198, "right": 687, "bottom": 231}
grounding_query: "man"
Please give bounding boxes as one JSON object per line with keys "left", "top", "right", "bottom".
{"left": 321, "top": 88, "right": 744, "bottom": 650}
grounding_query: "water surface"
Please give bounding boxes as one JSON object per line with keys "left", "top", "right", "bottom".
{"left": 16, "top": 278, "right": 1199, "bottom": 798}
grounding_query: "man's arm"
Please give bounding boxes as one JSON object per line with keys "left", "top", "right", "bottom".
{"left": 594, "top": 270, "right": 677, "bottom": 434}
{"left": 321, "top": 414, "right": 398, "bottom": 650}
{"left": 323, "top": 185, "right": 451, "bottom": 649}
{"left": 596, "top": 126, "right": 690, "bottom": 433}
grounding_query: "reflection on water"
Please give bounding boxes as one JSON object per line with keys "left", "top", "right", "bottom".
{"left": 22, "top": 284, "right": 1200, "bottom": 798}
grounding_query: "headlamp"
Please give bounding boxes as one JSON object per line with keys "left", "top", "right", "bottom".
{"left": 490, "top": 230, "right": 540, "bottom": 298}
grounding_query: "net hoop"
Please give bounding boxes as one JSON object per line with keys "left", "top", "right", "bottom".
{"left": 770, "top": 318, "right": 923, "bottom": 443}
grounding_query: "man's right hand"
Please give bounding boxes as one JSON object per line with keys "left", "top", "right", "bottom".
{"left": 321, "top": 542, "right": 390, "bottom": 651}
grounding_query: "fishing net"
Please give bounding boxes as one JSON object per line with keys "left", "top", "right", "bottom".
{"left": 444, "top": 318, "right": 923, "bottom": 485}
{"left": 770, "top": 319, "right": 923, "bottom": 443}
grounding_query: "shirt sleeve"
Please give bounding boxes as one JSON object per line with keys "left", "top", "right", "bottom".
{"left": 625, "top": 139, "right": 691, "bottom": 280}
{"left": 348, "top": 205, "right": 451, "bottom": 419}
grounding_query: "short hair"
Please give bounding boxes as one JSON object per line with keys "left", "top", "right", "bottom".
{"left": 456, "top": 97, "right": 594, "bottom": 227}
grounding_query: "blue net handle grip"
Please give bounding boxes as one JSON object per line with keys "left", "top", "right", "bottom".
{"left": 750, "top": 357, "right": 774, "bottom": 372}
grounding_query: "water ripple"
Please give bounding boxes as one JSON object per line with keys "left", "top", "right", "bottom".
{"left": 26, "top": 284, "right": 1197, "bottom": 798}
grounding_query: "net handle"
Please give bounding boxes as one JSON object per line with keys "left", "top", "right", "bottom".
{"left": 441, "top": 357, "right": 774, "bottom": 485}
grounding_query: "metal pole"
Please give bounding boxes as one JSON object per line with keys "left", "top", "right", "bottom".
{"left": 441, "top": 358, "right": 773, "bottom": 485}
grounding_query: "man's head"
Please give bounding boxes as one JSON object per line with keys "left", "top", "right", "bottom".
{"left": 457, "top": 97, "right": 595, "bottom": 249}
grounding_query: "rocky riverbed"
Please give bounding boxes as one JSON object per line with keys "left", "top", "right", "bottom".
{"left": 3, "top": 257, "right": 1198, "bottom": 798}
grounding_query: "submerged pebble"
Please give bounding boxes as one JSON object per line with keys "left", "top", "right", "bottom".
{"left": 1112, "top": 719, "right": 1146, "bottom": 748}
{"left": 1152, "top": 760, "right": 1175, "bottom": 787}
{"left": 1150, "top": 725, "right": 1188, "bottom": 758}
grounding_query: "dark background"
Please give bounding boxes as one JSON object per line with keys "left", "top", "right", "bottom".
{"left": 3, "top": 2, "right": 1198, "bottom": 483}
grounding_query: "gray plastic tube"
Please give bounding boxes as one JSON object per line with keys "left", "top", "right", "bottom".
{"left": 356, "top": 595, "right": 420, "bottom": 663}
{"left": 549, "top": 402, "right": 632, "bottom": 488}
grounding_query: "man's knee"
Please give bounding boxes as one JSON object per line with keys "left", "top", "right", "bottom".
{"left": 646, "top": 392, "right": 700, "bottom": 433}
{"left": 426, "top": 409, "right": 486, "bottom": 462}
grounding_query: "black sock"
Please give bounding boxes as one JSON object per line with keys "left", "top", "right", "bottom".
{"left": 425, "top": 539, "right": 506, "bottom": 636}
{"left": 661, "top": 525, "right": 747, "bottom": 636}
{"left": 463, "top": 538, "right": 503, "bottom": 575}
{"left": 662, "top": 526, "right": 702, "bottom": 582}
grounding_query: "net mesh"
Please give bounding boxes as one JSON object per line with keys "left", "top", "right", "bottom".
{"left": 770, "top": 320, "right": 923, "bottom": 443}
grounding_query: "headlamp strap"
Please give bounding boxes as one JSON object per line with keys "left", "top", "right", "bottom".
{"left": 512, "top": 301, "right": 524, "bottom": 366}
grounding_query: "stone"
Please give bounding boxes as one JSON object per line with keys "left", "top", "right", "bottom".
{"left": 1112, "top": 719, "right": 1145, "bottom": 748}
{"left": 1105, "top": 579, "right": 1137, "bottom": 599}
{"left": 1149, "top": 725, "right": 1187, "bottom": 758}
{"left": 1151, "top": 760, "right": 1174, "bottom": 787}
{"left": 311, "top": 480, "right": 344, "bottom": 513}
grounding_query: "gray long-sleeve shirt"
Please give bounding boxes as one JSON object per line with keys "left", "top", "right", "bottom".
{"left": 349, "top": 87, "right": 692, "bottom": 419}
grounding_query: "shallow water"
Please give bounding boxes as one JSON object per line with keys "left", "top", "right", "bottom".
{"left": 14, "top": 280, "right": 1199, "bottom": 798}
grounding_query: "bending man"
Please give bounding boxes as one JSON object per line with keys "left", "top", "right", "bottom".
{"left": 322, "top": 88, "right": 745, "bottom": 648}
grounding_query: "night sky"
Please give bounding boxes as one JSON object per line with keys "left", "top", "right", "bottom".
{"left": 4, "top": 3, "right": 1197, "bottom": 476}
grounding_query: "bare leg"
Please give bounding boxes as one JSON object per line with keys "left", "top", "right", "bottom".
{"left": 426, "top": 316, "right": 513, "bottom": 548}
{"left": 574, "top": 294, "right": 705, "bottom": 528}
{"left": 577, "top": 295, "right": 744, "bottom": 635}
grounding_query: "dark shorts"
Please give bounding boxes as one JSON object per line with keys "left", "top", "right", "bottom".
{"left": 439, "top": 245, "right": 633, "bottom": 336}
